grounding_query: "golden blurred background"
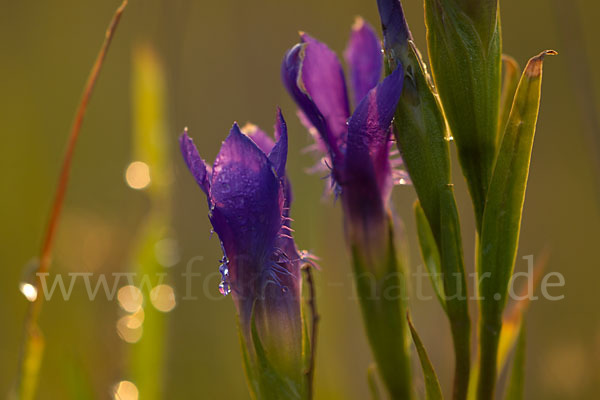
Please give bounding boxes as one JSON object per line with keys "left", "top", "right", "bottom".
{"left": 1, "top": 0, "right": 599, "bottom": 398}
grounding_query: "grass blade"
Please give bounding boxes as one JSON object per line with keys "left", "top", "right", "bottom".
{"left": 14, "top": 2, "right": 128, "bottom": 397}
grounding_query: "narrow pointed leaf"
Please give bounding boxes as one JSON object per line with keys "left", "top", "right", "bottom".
{"left": 408, "top": 316, "right": 443, "bottom": 400}
{"left": 477, "top": 50, "right": 556, "bottom": 399}
{"left": 479, "top": 50, "right": 556, "bottom": 320}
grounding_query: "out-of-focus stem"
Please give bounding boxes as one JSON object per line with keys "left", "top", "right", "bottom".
{"left": 302, "top": 265, "right": 319, "bottom": 400}
{"left": 14, "top": 2, "right": 128, "bottom": 398}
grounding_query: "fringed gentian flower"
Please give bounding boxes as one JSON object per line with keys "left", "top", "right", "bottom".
{"left": 180, "top": 110, "right": 313, "bottom": 400}
{"left": 282, "top": 19, "right": 412, "bottom": 399}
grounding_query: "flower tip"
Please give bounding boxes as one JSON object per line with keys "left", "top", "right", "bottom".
{"left": 179, "top": 127, "right": 190, "bottom": 140}
{"left": 276, "top": 107, "right": 285, "bottom": 124}
{"left": 274, "top": 108, "right": 287, "bottom": 140}
{"left": 230, "top": 121, "right": 243, "bottom": 134}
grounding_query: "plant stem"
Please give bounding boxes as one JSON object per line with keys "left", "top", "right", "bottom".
{"left": 477, "top": 317, "right": 501, "bottom": 400}
{"left": 302, "top": 265, "right": 319, "bottom": 400}
{"left": 14, "top": 2, "right": 128, "bottom": 398}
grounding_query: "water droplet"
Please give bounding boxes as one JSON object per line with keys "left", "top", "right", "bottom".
{"left": 218, "top": 280, "right": 231, "bottom": 296}
{"left": 19, "top": 282, "right": 38, "bottom": 302}
{"left": 219, "top": 263, "right": 229, "bottom": 278}
{"left": 445, "top": 135, "right": 454, "bottom": 142}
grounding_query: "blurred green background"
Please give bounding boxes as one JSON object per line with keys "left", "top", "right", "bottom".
{"left": 1, "top": 0, "right": 599, "bottom": 398}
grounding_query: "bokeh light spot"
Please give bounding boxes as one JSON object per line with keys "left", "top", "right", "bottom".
{"left": 125, "top": 161, "right": 151, "bottom": 190}
{"left": 117, "top": 285, "right": 143, "bottom": 313}
{"left": 113, "top": 380, "right": 139, "bottom": 400}
{"left": 116, "top": 315, "right": 143, "bottom": 343}
{"left": 150, "top": 284, "right": 176, "bottom": 312}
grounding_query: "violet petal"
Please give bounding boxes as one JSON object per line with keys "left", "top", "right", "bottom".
{"left": 344, "top": 18, "right": 383, "bottom": 106}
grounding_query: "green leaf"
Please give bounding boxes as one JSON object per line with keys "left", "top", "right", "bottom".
{"left": 387, "top": 40, "right": 452, "bottom": 242}
{"left": 424, "top": 0, "right": 502, "bottom": 230}
{"left": 498, "top": 55, "right": 521, "bottom": 145}
{"left": 478, "top": 50, "right": 556, "bottom": 321}
{"left": 477, "top": 50, "right": 556, "bottom": 400}
{"left": 504, "top": 325, "right": 526, "bottom": 400}
{"left": 408, "top": 315, "right": 443, "bottom": 400}
{"left": 414, "top": 201, "right": 445, "bottom": 312}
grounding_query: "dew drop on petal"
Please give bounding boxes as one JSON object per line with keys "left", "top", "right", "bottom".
{"left": 218, "top": 280, "right": 231, "bottom": 296}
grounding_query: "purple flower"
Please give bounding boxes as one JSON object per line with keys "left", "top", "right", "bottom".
{"left": 179, "top": 110, "right": 311, "bottom": 346}
{"left": 282, "top": 18, "right": 407, "bottom": 241}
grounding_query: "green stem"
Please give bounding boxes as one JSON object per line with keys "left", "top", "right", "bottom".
{"left": 477, "top": 317, "right": 501, "bottom": 400}
{"left": 350, "top": 218, "right": 411, "bottom": 400}
{"left": 450, "top": 317, "right": 471, "bottom": 400}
